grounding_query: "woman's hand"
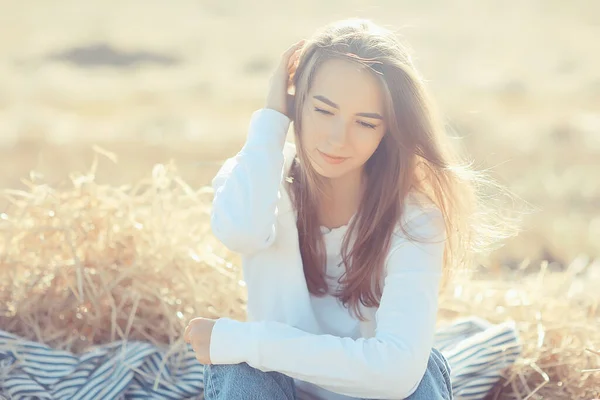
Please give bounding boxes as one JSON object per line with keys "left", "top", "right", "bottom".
{"left": 266, "top": 39, "right": 305, "bottom": 118}
{"left": 184, "top": 317, "right": 216, "bottom": 364}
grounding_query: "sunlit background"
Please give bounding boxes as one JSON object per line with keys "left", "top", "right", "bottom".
{"left": 1, "top": 0, "right": 598, "bottom": 270}
{"left": 1, "top": 2, "right": 599, "bottom": 398}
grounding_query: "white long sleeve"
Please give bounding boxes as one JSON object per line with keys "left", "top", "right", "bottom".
{"left": 210, "top": 109, "right": 291, "bottom": 255}
{"left": 210, "top": 209, "right": 446, "bottom": 399}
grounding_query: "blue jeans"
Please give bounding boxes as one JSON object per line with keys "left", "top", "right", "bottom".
{"left": 203, "top": 347, "right": 452, "bottom": 399}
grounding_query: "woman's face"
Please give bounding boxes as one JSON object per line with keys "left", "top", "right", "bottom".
{"left": 300, "top": 58, "right": 387, "bottom": 179}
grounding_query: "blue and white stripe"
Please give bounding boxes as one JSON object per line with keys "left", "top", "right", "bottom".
{"left": 0, "top": 330, "right": 204, "bottom": 400}
{"left": 0, "top": 317, "right": 521, "bottom": 400}
{"left": 434, "top": 317, "right": 522, "bottom": 399}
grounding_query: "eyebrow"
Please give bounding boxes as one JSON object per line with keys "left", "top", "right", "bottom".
{"left": 313, "top": 95, "right": 383, "bottom": 120}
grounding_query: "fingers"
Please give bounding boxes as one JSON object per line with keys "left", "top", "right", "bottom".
{"left": 184, "top": 318, "right": 199, "bottom": 343}
{"left": 283, "top": 40, "right": 305, "bottom": 57}
{"left": 286, "top": 42, "right": 304, "bottom": 86}
{"left": 183, "top": 323, "right": 191, "bottom": 343}
{"left": 281, "top": 40, "right": 305, "bottom": 69}
{"left": 287, "top": 50, "right": 301, "bottom": 72}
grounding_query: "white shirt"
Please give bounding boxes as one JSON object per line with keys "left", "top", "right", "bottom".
{"left": 292, "top": 224, "right": 359, "bottom": 400}
{"left": 209, "top": 108, "right": 446, "bottom": 400}
{"left": 311, "top": 224, "right": 360, "bottom": 341}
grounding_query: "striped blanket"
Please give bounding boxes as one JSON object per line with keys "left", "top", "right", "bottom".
{"left": 0, "top": 317, "right": 521, "bottom": 400}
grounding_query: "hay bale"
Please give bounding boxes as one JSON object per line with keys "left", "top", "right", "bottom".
{"left": 439, "top": 260, "right": 600, "bottom": 399}
{"left": 0, "top": 149, "right": 598, "bottom": 398}
{"left": 0, "top": 149, "right": 246, "bottom": 355}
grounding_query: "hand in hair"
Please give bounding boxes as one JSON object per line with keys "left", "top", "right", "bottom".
{"left": 266, "top": 39, "right": 304, "bottom": 119}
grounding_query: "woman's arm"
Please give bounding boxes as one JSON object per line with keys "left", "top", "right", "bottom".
{"left": 210, "top": 108, "right": 290, "bottom": 255}
{"left": 211, "top": 40, "right": 302, "bottom": 255}
{"left": 209, "top": 208, "right": 446, "bottom": 399}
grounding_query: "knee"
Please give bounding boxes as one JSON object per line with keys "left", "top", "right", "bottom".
{"left": 204, "top": 362, "right": 256, "bottom": 383}
{"left": 431, "top": 348, "right": 452, "bottom": 380}
{"left": 204, "top": 363, "right": 249, "bottom": 399}
{"left": 429, "top": 348, "right": 453, "bottom": 397}
{"left": 405, "top": 349, "right": 453, "bottom": 400}
{"left": 203, "top": 363, "right": 295, "bottom": 400}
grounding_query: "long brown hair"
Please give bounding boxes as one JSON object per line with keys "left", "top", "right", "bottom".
{"left": 287, "top": 19, "right": 519, "bottom": 319}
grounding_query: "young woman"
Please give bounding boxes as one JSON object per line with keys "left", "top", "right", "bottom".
{"left": 185, "top": 18, "right": 511, "bottom": 400}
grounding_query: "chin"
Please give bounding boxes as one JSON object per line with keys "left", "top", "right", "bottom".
{"left": 309, "top": 158, "right": 355, "bottom": 179}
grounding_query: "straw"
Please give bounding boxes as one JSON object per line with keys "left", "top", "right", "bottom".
{"left": 440, "top": 259, "right": 600, "bottom": 399}
{"left": 0, "top": 150, "right": 597, "bottom": 398}
{"left": 0, "top": 149, "right": 246, "bottom": 357}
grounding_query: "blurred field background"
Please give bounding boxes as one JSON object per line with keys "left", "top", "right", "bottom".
{"left": 1, "top": 0, "right": 599, "bottom": 270}
{"left": 0, "top": 1, "right": 599, "bottom": 398}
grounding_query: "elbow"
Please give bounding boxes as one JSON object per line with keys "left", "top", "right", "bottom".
{"left": 210, "top": 212, "right": 253, "bottom": 254}
{"left": 387, "top": 368, "right": 424, "bottom": 399}
{"left": 210, "top": 211, "right": 274, "bottom": 255}
{"left": 370, "top": 349, "right": 429, "bottom": 399}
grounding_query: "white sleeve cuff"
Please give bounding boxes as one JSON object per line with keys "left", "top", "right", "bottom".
{"left": 209, "top": 318, "right": 261, "bottom": 365}
{"left": 245, "top": 108, "right": 291, "bottom": 151}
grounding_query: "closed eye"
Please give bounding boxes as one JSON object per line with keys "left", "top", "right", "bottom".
{"left": 358, "top": 120, "right": 377, "bottom": 129}
{"left": 314, "top": 107, "right": 334, "bottom": 115}
{"left": 315, "top": 106, "right": 377, "bottom": 129}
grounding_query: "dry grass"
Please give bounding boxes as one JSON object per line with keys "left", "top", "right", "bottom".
{"left": 0, "top": 156, "right": 598, "bottom": 399}
{"left": 0, "top": 0, "right": 599, "bottom": 398}
{"left": 1, "top": 0, "right": 598, "bottom": 266}
{"left": 0, "top": 151, "right": 245, "bottom": 354}
{"left": 440, "top": 262, "right": 600, "bottom": 399}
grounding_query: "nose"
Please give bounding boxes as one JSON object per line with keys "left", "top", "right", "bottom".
{"left": 327, "top": 117, "right": 348, "bottom": 147}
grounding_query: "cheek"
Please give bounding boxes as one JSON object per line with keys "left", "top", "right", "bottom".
{"left": 300, "top": 111, "right": 328, "bottom": 147}
{"left": 350, "top": 130, "right": 385, "bottom": 160}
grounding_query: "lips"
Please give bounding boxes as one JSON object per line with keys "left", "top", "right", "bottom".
{"left": 318, "top": 150, "right": 348, "bottom": 165}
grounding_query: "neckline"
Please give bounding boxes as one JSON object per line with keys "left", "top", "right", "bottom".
{"left": 319, "top": 213, "right": 356, "bottom": 235}
{"left": 320, "top": 223, "right": 349, "bottom": 235}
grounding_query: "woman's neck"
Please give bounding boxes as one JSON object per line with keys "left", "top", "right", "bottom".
{"left": 318, "top": 168, "right": 366, "bottom": 230}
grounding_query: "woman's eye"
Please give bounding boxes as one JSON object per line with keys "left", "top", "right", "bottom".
{"left": 358, "top": 120, "right": 376, "bottom": 129}
{"left": 314, "top": 107, "right": 333, "bottom": 115}
{"left": 313, "top": 107, "right": 376, "bottom": 129}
